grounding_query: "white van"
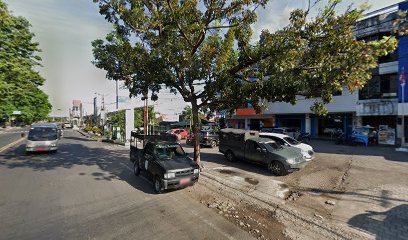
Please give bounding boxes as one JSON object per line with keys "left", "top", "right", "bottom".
{"left": 26, "top": 123, "right": 61, "bottom": 153}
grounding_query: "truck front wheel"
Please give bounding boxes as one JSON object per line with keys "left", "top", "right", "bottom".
{"left": 269, "top": 161, "right": 288, "bottom": 176}
{"left": 225, "top": 150, "right": 235, "bottom": 162}
{"left": 154, "top": 177, "right": 162, "bottom": 193}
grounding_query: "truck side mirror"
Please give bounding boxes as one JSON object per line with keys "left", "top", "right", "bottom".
{"left": 21, "top": 132, "right": 26, "bottom": 138}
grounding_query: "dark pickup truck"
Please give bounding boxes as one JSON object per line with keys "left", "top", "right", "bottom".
{"left": 130, "top": 132, "right": 200, "bottom": 193}
{"left": 219, "top": 129, "right": 307, "bottom": 176}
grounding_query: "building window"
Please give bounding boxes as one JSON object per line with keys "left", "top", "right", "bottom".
{"left": 359, "top": 74, "right": 398, "bottom": 100}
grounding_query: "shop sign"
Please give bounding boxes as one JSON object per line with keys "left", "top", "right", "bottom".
{"left": 356, "top": 99, "right": 398, "bottom": 116}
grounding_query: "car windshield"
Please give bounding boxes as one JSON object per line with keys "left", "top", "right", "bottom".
{"left": 154, "top": 144, "right": 185, "bottom": 160}
{"left": 264, "top": 141, "right": 282, "bottom": 151}
{"left": 28, "top": 127, "right": 58, "bottom": 141}
{"left": 283, "top": 137, "right": 300, "bottom": 145}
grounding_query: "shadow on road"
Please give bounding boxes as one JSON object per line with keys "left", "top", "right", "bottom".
{"left": 0, "top": 140, "right": 156, "bottom": 195}
{"left": 62, "top": 136, "right": 97, "bottom": 142}
{"left": 348, "top": 204, "right": 408, "bottom": 240}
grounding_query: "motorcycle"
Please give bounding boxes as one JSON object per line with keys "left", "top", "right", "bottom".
{"left": 296, "top": 132, "right": 311, "bottom": 144}
{"left": 334, "top": 129, "right": 347, "bottom": 145}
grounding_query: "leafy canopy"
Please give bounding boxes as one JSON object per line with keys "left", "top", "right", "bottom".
{"left": 92, "top": 0, "right": 398, "bottom": 116}
{"left": 0, "top": 1, "right": 51, "bottom": 123}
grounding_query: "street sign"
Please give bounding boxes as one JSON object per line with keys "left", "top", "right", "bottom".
{"left": 12, "top": 111, "right": 21, "bottom": 115}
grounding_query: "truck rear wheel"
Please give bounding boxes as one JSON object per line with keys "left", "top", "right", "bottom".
{"left": 133, "top": 161, "right": 140, "bottom": 176}
{"left": 225, "top": 150, "right": 235, "bottom": 162}
{"left": 210, "top": 140, "right": 217, "bottom": 148}
{"left": 269, "top": 161, "right": 288, "bottom": 176}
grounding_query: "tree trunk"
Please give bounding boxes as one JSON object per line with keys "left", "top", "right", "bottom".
{"left": 191, "top": 100, "right": 201, "bottom": 167}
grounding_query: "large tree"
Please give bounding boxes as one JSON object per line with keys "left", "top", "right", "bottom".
{"left": 0, "top": 1, "right": 51, "bottom": 124}
{"left": 92, "top": 0, "right": 398, "bottom": 165}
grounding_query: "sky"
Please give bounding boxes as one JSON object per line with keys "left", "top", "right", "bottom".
{"left": 5, "top": 0, "right": 404, "bottom": 117}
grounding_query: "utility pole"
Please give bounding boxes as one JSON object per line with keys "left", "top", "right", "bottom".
{"left": 144, "top": 95, "right": 148, "bottom": 136}
{"left": 116, "top": 80, "right": 119, "bottom": 110}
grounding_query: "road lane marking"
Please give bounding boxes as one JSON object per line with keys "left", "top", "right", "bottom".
{"left": 0, "top": 137, "right": 26, "bottom": 153}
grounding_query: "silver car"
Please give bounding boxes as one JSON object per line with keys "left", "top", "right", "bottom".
{"left": 26, "top": 123, "right": 61, "bottom": 153}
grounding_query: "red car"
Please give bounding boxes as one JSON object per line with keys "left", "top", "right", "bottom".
{"left": 166, "top": 129, "right": 188, "bottom": 139}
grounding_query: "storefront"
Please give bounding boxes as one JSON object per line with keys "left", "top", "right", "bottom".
{"left": 362, "top": 115, "right": 397, "bottom": 128}
{"left": 275, "top": 115, "right": 305, "bottom": 132}
{"left": 310, "top": 113, "right": 353, "bottom": 139}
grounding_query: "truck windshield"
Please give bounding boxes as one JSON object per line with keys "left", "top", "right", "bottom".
{"left": 264, "top": 141, "right": 282, "bottom": 151}
{"left": 28, "top": 127, "right": 58, "bottom": 141}
{"left": 155, "top": 144, "right": 185, "bottom": 160}
{"left": 283, "top": 137, "right": 300, "bottom": 145}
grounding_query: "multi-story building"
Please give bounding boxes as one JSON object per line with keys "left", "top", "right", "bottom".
{"left": 70, "top": 100, "right": 83, "bottom": 127}
{"left": 228, "top": 2, "right": 408, "bottom": 145}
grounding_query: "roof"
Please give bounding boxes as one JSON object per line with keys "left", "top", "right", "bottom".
{"left": 359, "top": 4, "right": 398, "bottom": 21}
{"left": 220, "top": 128, "right": 257, "bottom": 134}
{"left": 147, "top": 140, "right": 179, "bottom": 146}
{"left": 250, "top": 137, "right": 276, "bottom": 143}
{"left": 170, "top": 120, "right": 191, "bottom": 127}
{"left": 31, "top": 123, "right": 58, "bottom": 128}
{"left": 260, "top": 132, "right": 289, "bottom": 139}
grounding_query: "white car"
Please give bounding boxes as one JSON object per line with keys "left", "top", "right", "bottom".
{"left": 260, "top": 132, "right": 315, "bottom": 161}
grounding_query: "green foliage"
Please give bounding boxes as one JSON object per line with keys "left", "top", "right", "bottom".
{"left": 107, "top": 109, "right": 125, "bottom": 130}
{"left": 0, "top": 1, "right": 51, "bottom": 123}
{"left": 107, "top": 107, "right": 157, "bottom": 131}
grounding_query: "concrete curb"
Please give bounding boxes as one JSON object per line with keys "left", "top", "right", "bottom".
{"left": 199, "top": 171, "right": 371, "bottom": 240}
{"left": 0, "top": 137, "right": 26, "bottom": 153}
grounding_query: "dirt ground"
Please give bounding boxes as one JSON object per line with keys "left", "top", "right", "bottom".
{"left": 183, "top": 182, "right": 290, "bottom": 240}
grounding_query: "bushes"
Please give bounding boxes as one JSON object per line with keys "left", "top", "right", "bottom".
{"left": 84, "top": 126, "right": 102, "bottom": 134}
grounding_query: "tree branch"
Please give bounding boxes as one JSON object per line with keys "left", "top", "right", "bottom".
{"left": 166, "top": 0, "right": 194, "bottom": 47}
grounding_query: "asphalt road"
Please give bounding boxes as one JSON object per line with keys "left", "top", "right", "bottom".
{"left": 0, "top": 127, "right": 28, "bottom": 150}
{"left": 0, "top": 130, "right": 253, "bottom": 240}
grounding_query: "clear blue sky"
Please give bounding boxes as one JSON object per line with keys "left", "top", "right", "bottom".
{"left": 5, "top": 0, "right": 403, "bottom": 117}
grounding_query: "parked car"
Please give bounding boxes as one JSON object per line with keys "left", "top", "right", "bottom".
{"left": 219, "top": 129, "right": 307, "bottom": 176}
{"left": 260, "top": 132, "right": 315, "bottom": 161}
{"left": 166, "top": 128, "right": 188, "bottom": 139}
{"left": 26, "top": 123, "right": 62, "bottom": 153}
{"left": 200, "top": 130, "right": 219, "bottom": 148}
{"left": 130, "top": 132, "right": 200, "bottom": 193}
{"left": 263, "top": 127, "right": 310, "bottom": 143}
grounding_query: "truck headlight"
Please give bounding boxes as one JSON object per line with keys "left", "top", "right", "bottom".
{"left": 287, "top": 158, "right": 296, "bottom": 164}
{"left": 50, "top": 144, "right": 57, "bottom": 147}
{"left": 164, "top": 172, "right": 175, "bottom": 179}
{"left": 193, "top": 168, "right": 199, "bottom": 174}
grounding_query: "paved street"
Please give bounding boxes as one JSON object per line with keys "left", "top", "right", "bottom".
{"left": 0, "top": 130, "right": 253, "bottom": 240}
{"left": 0, "top": 127, "right": 28, "bottom": 150}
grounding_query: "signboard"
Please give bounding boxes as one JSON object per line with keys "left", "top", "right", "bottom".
{"left": 378, "top": 125, "right": 395, "bottom": 145}
{"left": 356, "top": 99, "right": 398, "bottom": 116}
{"left": 12, "top": 111, "right": 21, "bottom": 115}
{"left": 160, "top": 113, "right": 179, "bottom": 122}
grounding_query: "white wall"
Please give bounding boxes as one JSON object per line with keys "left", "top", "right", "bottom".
{"left": 262, "top": 89, "right": 358, "bottom": 115}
